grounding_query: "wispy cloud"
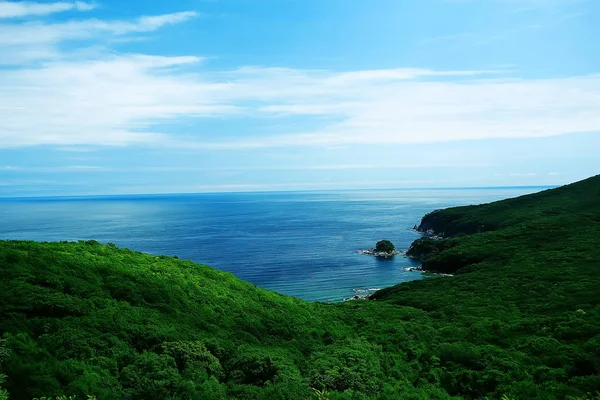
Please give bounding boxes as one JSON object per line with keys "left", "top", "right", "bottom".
{"left": 3, "top": 54, "right": 600, "bottom": 148}
{"left": 428, "top": 0, "right": 588, "bottom": 47}
{"left": 0, "top": 52, "right": 232, "bottom": 147}
{"left": 0, "top": 3, "right": 599, "bottom": 150}
{"left": 0, "top": 1, "right": 95, "bottom": 19}
{"left": 509, "top": 172, "right": 537, "bottom": 176}
{"left": 171, "top": 68, "right": 600, "bottom": 149}
{"left": 0, "top": 162, "right": 497, "bottom": 173}
{"left": 0, "top": 11, "right": 199, "bottom": 46}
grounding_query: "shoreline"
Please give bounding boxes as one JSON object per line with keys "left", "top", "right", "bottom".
{"left": 357, "top": 249, "right": 401, "bottom": 257}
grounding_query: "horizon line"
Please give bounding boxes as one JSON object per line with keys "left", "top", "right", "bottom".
{"left": 0, "top": 184, "right": 559, "bottom": 201}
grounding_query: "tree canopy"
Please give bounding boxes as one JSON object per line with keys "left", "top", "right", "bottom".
{"left": 374, "top": 240, "right": 395, "bottom": 253}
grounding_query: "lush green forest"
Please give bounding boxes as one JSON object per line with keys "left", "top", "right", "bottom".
{"left": 1, "top": 175, "right": 600, "bottom": 399}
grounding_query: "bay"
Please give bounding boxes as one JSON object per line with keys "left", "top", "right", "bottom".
{"left": 0, "top": 187, "right": 549, "bottom": 302}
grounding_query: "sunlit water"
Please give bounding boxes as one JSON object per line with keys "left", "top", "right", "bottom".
{"left": 0, "top": 187, "right": 549, "bottom": 302}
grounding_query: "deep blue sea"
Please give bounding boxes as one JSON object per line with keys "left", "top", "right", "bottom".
{"left": 0, "top": 187, "right": 550, "bottom": 302}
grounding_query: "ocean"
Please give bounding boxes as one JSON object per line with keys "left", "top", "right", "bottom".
{"left": 0, "top": 187, "right": 549, "bottom": 302}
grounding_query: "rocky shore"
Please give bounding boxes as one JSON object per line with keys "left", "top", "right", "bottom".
{"left": 403, "top": 266, "right": 453, "bottom": 277}
{"left": 358, "top": 249, "right": 400, "bottom": 257}
{"left": 412, "top": 224, "right": 445, "bottom": 239}
{"left": 343, "top": 288, "right": 381, "bottom": 302}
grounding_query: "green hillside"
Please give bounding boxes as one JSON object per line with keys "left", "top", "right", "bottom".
{"left": 1, "top": 175, "right": 600, "bottom": 399}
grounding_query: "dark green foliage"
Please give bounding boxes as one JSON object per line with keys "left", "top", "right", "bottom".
{"left": 307, "top": 338, "right": 383, "bottom": 395}
{"left": 406, "top": 237, "right": 457, "bottom": 261}
{"left": 0, "top": 339, "right": 9, "bottom": 400}
{"left": 374, "top": 240, "right": 395, "bottom": 253}
{"left": 372, "top": 175, "right": 600, "bottom": 398}
{"left": 1, "top": 175, "right": 600, "bottom": 399}
{"left": 0, "top": 240, "right": 336, "bottom": 399}
{"left": 159, "top": 341, "right": 223, "bottom": 379}
{"left": 415, "top": 175, "right": 600, "bottom": 238}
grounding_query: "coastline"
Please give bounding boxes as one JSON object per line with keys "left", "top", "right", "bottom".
{"left": 357, "top": 249, "right": 401, "bottom": 257}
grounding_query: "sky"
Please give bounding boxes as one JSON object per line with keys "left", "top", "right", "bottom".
{"left": 0, "top": 0, "right": 598, "bottom": 197}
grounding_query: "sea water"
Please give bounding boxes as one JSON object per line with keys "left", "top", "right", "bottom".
{"left": 0, "top": 187, "right": 549, "bottom": 302}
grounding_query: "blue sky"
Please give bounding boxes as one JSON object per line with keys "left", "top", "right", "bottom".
{"left": 0, "top": 0, "right": 598, "bottom": 196}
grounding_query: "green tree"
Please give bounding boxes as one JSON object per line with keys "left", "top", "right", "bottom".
{"left": 375, "top": 240, "right": 395, "bottom": 253}
{"left": 0, "top": 339, "right": 9, "bottom": 400}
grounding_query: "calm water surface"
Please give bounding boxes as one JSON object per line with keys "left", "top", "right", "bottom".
{"left": 0, "top": 187, "right": 549, "bottom": 301}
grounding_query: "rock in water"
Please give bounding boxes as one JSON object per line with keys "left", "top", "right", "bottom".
{"left": 359, "top": 240, "right": 399, "bottom": 258}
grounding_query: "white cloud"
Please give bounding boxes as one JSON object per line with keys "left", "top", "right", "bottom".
{"left": 0, "top": 11, "right": 198, "bottom": 46}
{"left": 2, "top": 51, "right": 600, "bottom": 148}
{"left": 320, "top": 68, "right": 506, "bottom": 84}
{"left": 0, "top": 53, "right": 236, "bottom": 147}
{"left": 170, "top": 68, "right": 600, "bottom": 149}
{"left": 0, "top": 1, "right": 95, "bottom": 19}
{"left": 0, "top": 4, "right": 599, "bottom": 149}
{"left": 3, "top": 55, "right": 600, "bottom": 148}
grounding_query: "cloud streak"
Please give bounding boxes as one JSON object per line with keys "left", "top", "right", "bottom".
{"left": 0, "top": 162, "right": 497, "bottom": 173}
{"left": 0, "top": 1, "right": 95, "bottom": 19}
{"left": 0, "top": 11, "right": 199, "bottom": 46}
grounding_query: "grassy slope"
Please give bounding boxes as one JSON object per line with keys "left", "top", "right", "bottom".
{"left": 0, "top": 175, "right": 599, "bottom": 399}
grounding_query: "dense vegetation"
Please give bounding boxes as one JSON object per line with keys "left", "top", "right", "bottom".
{"left": 1, "top": 175, "right": 600, "bottom": 399}
{"left": 374, "top": 240, "right": 395, "bottom": 254}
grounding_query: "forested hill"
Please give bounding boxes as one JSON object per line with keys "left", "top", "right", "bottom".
{"left": 373, "top": 175, "right": 600, "bottom": 397}
{"left": 413, "top": 175, "right": 600, "bottom": 238}
{"left": 395, "top": 174, "right": 600, "bottom": 275}
{"left": 1, "top": 175, "right": 600, "bottom": 399}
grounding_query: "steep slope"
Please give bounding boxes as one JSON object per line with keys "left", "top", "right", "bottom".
{"left": 372, "top": 175, "right": 600, "bottom": 398}
{"left": 414, "top": 175, "right": 600, "bottom": 238}
{"left": 402, "top": 175, "right": 600, "bottom": 274}
{"left": 0, "top": 241, "right": 443, "bottom": 400}
{"left": 0, "top": 240, "right": 340, "bottom": 399}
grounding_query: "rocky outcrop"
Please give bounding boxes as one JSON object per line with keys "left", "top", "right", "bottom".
{"left": 343, "top": 288, "right": 381, "bottom": 302}
{"left": 359, "top": 240, "right": 399, "bottom": 258}
{"left": 413, "top": 208, "right": 494, "bottom": 238}
{"left": 405, "top": 237, "right": 451, "bottom": 261}
{"left": 412, "top": 210, "right": 447, "bottom": 238}
{"left": 358, "top": 249, "right": 400, "bottom": 257}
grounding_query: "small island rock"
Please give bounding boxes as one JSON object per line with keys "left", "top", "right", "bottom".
{"left": 359, "top": 240, "right": 400, "bottom": 258}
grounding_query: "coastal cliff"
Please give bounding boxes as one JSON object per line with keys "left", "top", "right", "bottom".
{"left": 413, "top": 208, "right": 489, "bottom": 238}
{"left": 377, "top": 174, "right": 600, "bottom": 279}
{"left": 403, "top": 175, "right": 600, "bottom": 274}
